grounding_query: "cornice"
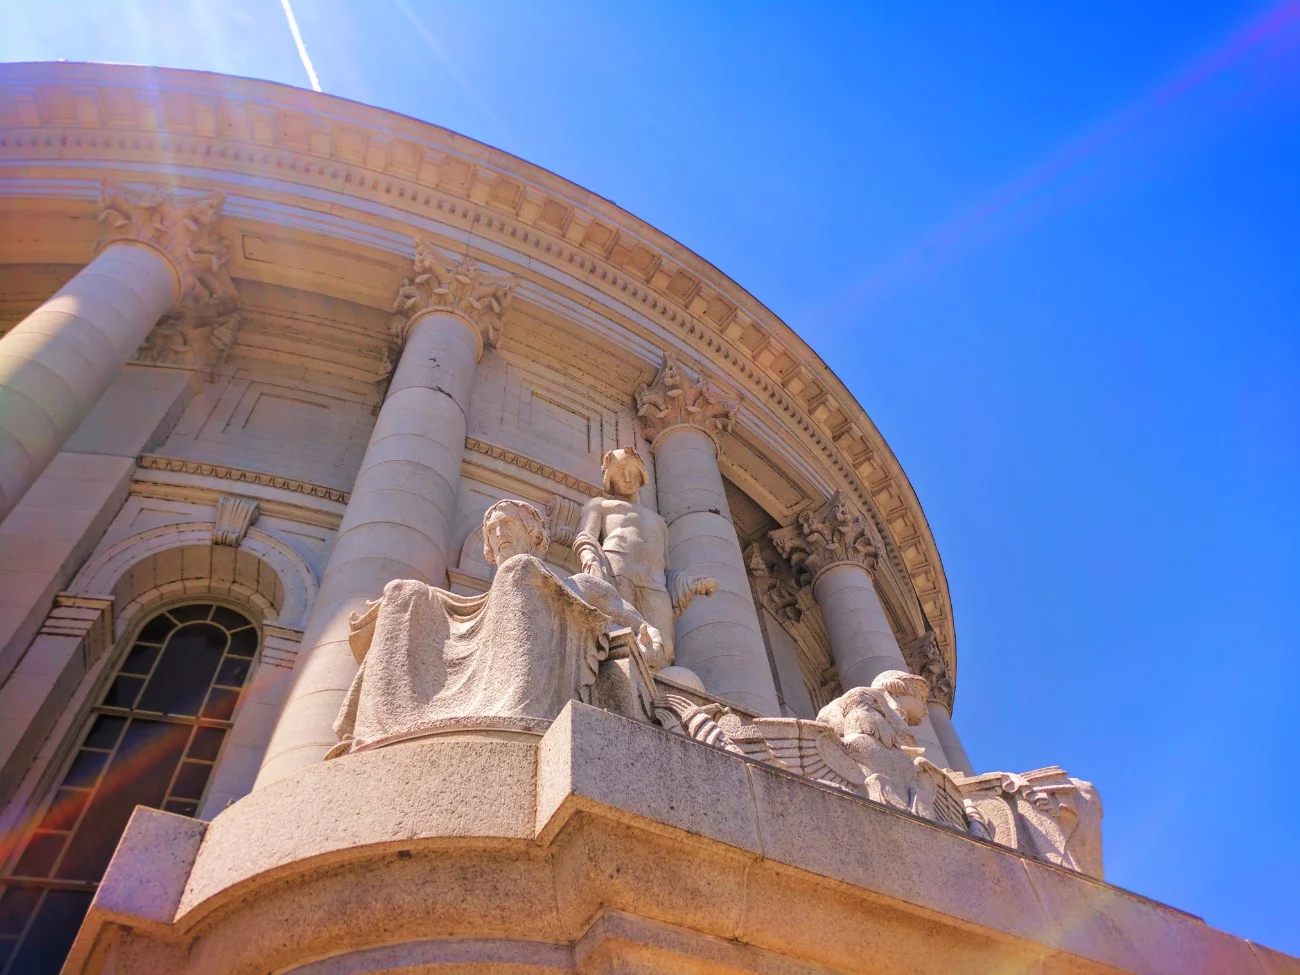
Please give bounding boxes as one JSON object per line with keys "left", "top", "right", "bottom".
{"left": 464, "top": 437, "right": 602, "bottom": 499}
{"left": 0, "top": 61, "right": 956, "bottom": 697}
{"left": 136, "top": 454, "right": 350, "bottom": 504}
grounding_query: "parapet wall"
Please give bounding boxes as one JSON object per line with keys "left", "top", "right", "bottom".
{"left": 64, "top": 703, "right": 1291, "bottom": 975}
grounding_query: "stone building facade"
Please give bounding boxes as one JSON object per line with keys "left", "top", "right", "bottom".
{"left": 0, "top": 62, "right": 1291, "bottom": 975}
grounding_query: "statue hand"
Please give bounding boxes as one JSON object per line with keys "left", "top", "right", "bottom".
{"left": 691, "top": 575, "right": 718, "bottom": 597}
{"left": 637, "top": 622, "right": 667, "bottom": 670}
{"left": 669, "top": 572, "right": 718, "bottom": 617}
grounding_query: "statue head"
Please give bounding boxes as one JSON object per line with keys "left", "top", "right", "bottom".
{"left": 871, "top": 670, "right": 930, "bottom": 725}
{"left": 482, "top": 499, "right": 549, "bottom": 565}
{"left": 601, "top": 446, "right": 649, "bottom": 500}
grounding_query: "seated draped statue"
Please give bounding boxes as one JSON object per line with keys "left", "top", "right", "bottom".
{"left": 331, "top": 498, "right": 663, "bottom": 755}
{"left": 574, "top": 446, "right": 717, "bottom": 669}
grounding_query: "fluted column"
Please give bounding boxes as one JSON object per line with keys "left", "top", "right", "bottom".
{"left": 771, "top": 493, "right": 950, "bottom": 766}
{"left": 0, "top": 182, "right": 231, "bottom": 520}
{"left": 904, "top": 632, "right": 974, "bottom": 774}
{"left": 636, "top": 355, "right": 780, "bottom": 715}
{"left": 255, "top": 242, "right": 515, "bottom": 787}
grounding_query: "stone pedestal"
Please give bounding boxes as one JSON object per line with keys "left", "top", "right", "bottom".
{"left": 62, "top": 703, "right": 1279, "bottom": 975}
{"left": 255, "top": 243, "right": 514, "bottom": 787}
{"left": 637, "top": 356, "right": 780, "bottom": 715}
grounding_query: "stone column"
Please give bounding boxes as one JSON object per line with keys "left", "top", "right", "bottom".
{"left": 771, "top": 493, "right": 950, "bottom": 766}
{"left": 904, "top": 631, "right": 974, "bottom": 774}
{"left": 255, "top": 242, "right": 515, "bottom": 787}
{"left": 0, "top": 182, "right": 230, "bottom": 521}
{"left": 636, "top": 355, "right": 781, "bottom": 715}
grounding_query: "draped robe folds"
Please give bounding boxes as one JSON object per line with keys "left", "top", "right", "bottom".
{"left": 332, "top": 554, "right": 609, "bottom": 754}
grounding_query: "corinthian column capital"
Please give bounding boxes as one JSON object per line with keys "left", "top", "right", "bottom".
{"left": 769, "top": 491, "right": 878, "bottom": 585}
{"left": 635, "top": 353, "right": 738, "bottom": 450}
{"left": 389, "top": 239, "right": 517, "bottom": 353}
{"left": 96, "top": 181, "right": 234, "bottom": 307}
{"left": 903, "top": 630, "right": 954, "bottom": 710}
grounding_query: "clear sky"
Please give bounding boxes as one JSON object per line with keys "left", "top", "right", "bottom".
{"left": 4, "top": 0, "right": 1298, "bottom": 955}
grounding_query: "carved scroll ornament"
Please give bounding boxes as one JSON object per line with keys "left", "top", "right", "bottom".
{"left": 134, "top": 307, "right": 240, "bottom": 374}
{"left": 389, "top": 238, "right": 516, "bottom": 351}
{"left": 903, "top": 631, "right": 954, "bottom": 711}
{"left": 769, "top": 491, "right": 878, "bottom": 585}
{"left": 97, "top": 181, "right": 234, "bottom": 306}
{"left": 634, "top": 353, "right": 738, "bottom": 448}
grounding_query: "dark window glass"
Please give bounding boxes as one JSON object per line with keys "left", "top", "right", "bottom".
{"left": 11, "top": 833, "right": 63, "bottom": 879}
{"left": 214, "top": 655, "right": 251, "bottom": 689}
{"left": 166, "top": 604, "right": 212, "bottom": 623}
{"left": 135, "top": 613, "right": 176, "bottom": 643}
{"left": 0, "top": 885, "right": 40, "bottom": 935}
{"left": 119, "top": 642, "right": 160, "bottom": 676}
{"left": 170, "top": 762, "right": 210, "bottom": 800}
{"left": 187, "top": 726, "right": 225, "bottom": 762}
{"left": 7, "top": 889, "right": 92, "bottom": 975}
{"left": 0, "top": 602, "right": 258, "bottom": 975}
{"left": 56, "top": 719, "right": 189, "bottom": 883}
{"left": 83, "top": 716, "right": 125, "bottom": 751}
{"left": 201, "top": 688, "right": 240, "bottom": 722}
{"left": 227, "top": 627, "right": 258, "bottom": 658}
{"left": 211, "top": 606, "right": 251, "bottom": 630}
{"left": 38, "top": 790, "right": 88, "bottom": 833}
{"left": 61, "top": 750, "right": 108, "bottom": 791}
{"left": 100, "top": 675, "right": 143, "bottom": 709}
{"left": 135, "top": 623, "right": 226, "bottom": 716}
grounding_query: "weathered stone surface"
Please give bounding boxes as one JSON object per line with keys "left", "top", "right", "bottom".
{"left": 63, "top": 702, "right": 1281, "bottom": 975}
{"left": 575, "top": 445, "right": 714, "bottom": 670}
{"left": 333, "top": 498, "right": 662, "bottom": 754}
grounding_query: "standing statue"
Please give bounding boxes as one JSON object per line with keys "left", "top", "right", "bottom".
{"left": 333, "top": 499, "right": 663, "bottom": 755}
{"left": 573, "top": 446, "right": 717, "bottom": 668}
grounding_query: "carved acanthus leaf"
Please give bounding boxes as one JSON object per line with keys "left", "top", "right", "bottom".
{"left": 389, "top": 238, "right": 516, "bottom": 351}
{"left": 903, "top": 631, "right": 953, "bottom": 710}
{"left": 97, "top": 181, "right": 234, "bottom": 306}
{"left": 745, "top": 543, "right": 840, "bottom": 711}
{"left": 769, "top": 491, "right": 878, "bottom": 585}
{"left": 134, "top": 308, "right": 240, "bottom": 374}
{"left": 635, "top": 353, "right": 738, "bottom": 448}
{"left": 746, "top": 543, "right": 801, "bottom": 623}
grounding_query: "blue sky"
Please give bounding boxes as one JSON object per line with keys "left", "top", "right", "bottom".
{"left": 4, "top": 0, "right": 1299, "bottom": 955}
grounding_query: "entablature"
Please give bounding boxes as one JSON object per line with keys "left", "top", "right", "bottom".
{"left": 0, "top": 61, "right": 957, "bottom": 697}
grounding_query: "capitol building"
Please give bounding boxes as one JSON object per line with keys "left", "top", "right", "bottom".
{"left": 0, "top": 62, "right": 1288, "bottom": 975}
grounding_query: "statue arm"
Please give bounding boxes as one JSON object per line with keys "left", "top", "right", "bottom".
{"left": 573, "top": 499, "right": 609, "bottom": 579}
{"left": 659, "top": 516, "right": 718, "bottom": 617}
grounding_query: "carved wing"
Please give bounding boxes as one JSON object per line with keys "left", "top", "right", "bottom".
{"left": 812, "top": 725, "right": 868, "bottom": 791}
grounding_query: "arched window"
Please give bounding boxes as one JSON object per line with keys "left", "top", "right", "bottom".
{"left": 0, "top": 602, "right": 259, "bottom": 975}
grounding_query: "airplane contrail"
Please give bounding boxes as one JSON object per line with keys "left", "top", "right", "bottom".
{"left": 279, "top": 0, "right": 322, "bottom": 92}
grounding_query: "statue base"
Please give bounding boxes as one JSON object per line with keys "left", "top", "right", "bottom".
{"left": 65, "top": 703, "right": 1273, "bottom": 975}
